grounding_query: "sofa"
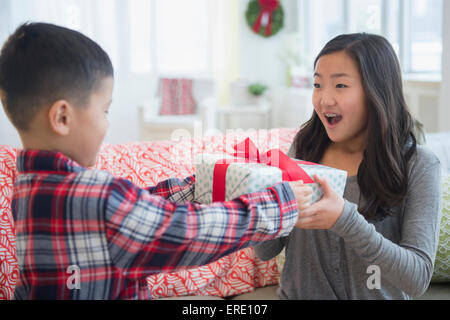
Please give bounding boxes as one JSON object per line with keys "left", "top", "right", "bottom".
{"left": 0, "top": 128, "right": 449, "bottom": 300}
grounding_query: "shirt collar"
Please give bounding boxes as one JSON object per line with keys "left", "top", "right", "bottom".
{"left": 16, "top": 149, "right": 85, "bottom": 174}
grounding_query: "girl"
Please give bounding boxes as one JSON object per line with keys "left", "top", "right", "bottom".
{"left": 255, "top": 33, "right": 442, "bottom": 299}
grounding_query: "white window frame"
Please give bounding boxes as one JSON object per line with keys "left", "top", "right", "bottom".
{"left": 298, "top": 0, "right": 442, "bottom": 75}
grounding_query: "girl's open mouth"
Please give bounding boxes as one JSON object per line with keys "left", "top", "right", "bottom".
{"left": 324, "top": 113, "right": 343, "bottom": 127}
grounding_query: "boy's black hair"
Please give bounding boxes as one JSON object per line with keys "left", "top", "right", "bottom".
{"left": 0, "top": 22, "right": 114, "bottom": 131}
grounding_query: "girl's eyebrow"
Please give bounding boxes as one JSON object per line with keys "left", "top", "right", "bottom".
{"left": 314, "top": 72, "right": 352, "bottom": 79}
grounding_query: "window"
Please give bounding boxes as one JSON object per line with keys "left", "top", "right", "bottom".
{"left": 126, "top": 0, "right": 212, "bottom": 75}
{"left": 129, "top": 0, "right": 153, "bottom": 73}
{"left": 300, "top": 0, "right": 443, "bottom": 74}
{"left": 409, "top": 0, "right": 442, "bottom": 73}
{"left": 7, "top": 0, "right": 214, "bottom": 77}
{"left": 348, "top": 0, "right": 382, "bottom": 34}
{"left": 8, "top": 0, "right": 120, "bottom": 69}
{"left": 93, "top": 0, "right": 119, "bottom": 70}
{"left": 307, "top": 0, "right": 346, "bottom": 59}
{"left": 155, "top": 0, "right": 211, "bottom": 75}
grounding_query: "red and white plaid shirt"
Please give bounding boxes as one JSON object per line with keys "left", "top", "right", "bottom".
{"left": 12, "top": 150, "right": 298, "bottom": 299}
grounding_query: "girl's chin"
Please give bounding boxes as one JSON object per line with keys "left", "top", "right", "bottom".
{"left": 324, "top": 130, "right": 342, "bottom": 142}
{"left": 326, "top": 132, "right": 352, "bottom": 145}
{"left": 325, "top": 129, "right": 368, "bottom": 150}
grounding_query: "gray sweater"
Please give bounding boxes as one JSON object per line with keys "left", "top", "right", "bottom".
{"left": 254, "top": 144, "right": 442, "bottom": 299}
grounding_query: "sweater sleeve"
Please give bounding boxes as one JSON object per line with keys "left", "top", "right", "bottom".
{"left": 254, "top": 236, "right": 288, "bottom": 261}
{"left": 330, "top": 147, "right": 442, "bottom": 297}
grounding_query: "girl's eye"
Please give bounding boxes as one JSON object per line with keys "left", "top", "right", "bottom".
{"left": 336, "top": 84, "right": 348, "bottom": 89}
{"left": 313, "top": 83, "right": 321, "bottom": 89}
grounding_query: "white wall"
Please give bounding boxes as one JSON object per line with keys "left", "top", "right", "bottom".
{"left": 238, "top": 0, "right": 299, "bottom": 89}
{"left": 237, "top": 0, "right": 317, "bottom": 130}
{"left": 104, "top": 73, "right": 156, "bottom": 144}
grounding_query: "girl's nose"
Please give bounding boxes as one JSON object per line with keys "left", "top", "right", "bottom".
{"left": 319, "top": 90, "right": 336, "bottom": 107}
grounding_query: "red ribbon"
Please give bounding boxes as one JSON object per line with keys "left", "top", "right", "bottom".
{"left": 212, "top": 138, "right": 316, "bottom": 202}
{"left": 253, "top": 0, "right": 279, "bottom": 36}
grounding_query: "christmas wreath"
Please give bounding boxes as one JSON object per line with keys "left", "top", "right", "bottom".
{"left": 246, "top": 0, "right": 284, "bottom": 38}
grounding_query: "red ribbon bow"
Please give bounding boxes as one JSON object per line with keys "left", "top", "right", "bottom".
{"left": 253, "top": 0, "right": 280, "bottom": 36}
{"left": 212, "top": 138, "right": 316, "bottom": 202}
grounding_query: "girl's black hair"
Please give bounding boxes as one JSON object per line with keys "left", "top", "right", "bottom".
{"left": 293, "top": 33, "right": 418, "bottom": 221}
{"left": 0, "top": 22, "right": 114, "bottom": 131}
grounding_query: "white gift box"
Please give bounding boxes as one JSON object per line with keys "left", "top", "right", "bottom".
{"left": 194, "top": 153, "right": 348, "bottom": 204}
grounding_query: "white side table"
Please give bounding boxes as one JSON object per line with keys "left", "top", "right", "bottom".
{"left": 218, "top": 100, "right": 272, "bottom": 131}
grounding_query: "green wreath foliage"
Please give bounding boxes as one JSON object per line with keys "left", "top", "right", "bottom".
{"left": 245, "top": 0, "right": 284, "bottom": 38}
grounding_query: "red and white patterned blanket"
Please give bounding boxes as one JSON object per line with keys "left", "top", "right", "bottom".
{"left": 0, "top": 128, "right": 298, "bottom": 300}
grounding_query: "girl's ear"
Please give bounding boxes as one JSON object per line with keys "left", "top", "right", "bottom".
{"left": 48, "top": 100, "right": 73, "bottom": 136}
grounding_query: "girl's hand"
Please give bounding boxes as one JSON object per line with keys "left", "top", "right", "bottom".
{"left": 296, "top": 175, "right": 345, "bottom": 230}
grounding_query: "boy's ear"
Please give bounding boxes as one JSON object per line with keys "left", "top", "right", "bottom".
{"left": 48, "top": 100, "right": 73, "bottom": 136}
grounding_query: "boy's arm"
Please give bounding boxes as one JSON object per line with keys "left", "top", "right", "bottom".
{"left": 105, "top": 177, "right": 298, "bottom": 280}
{"left": 146, "top": 175, "right": 195, "bottom": 203}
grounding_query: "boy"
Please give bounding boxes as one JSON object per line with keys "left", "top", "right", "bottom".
{"left": 0, "top": 23, "right": 311, "bottom": 300}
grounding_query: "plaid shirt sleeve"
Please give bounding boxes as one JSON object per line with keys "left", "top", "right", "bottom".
{"left": 105, "top": 176, "right": 298, "bottom": 279}
{"left": 146, "top": 175, "right": 195, "bottom": 203}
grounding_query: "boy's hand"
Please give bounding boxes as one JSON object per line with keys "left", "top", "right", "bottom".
{"left": 296, "top": 175, "right": 345, "bottom": 230}
{"left": 287, "top": 180, "right": 312, "bottom": 227}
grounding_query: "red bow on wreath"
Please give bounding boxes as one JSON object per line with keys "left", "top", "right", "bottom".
{"left": 253, "top": 0, "right": 280, "bottom": 37}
